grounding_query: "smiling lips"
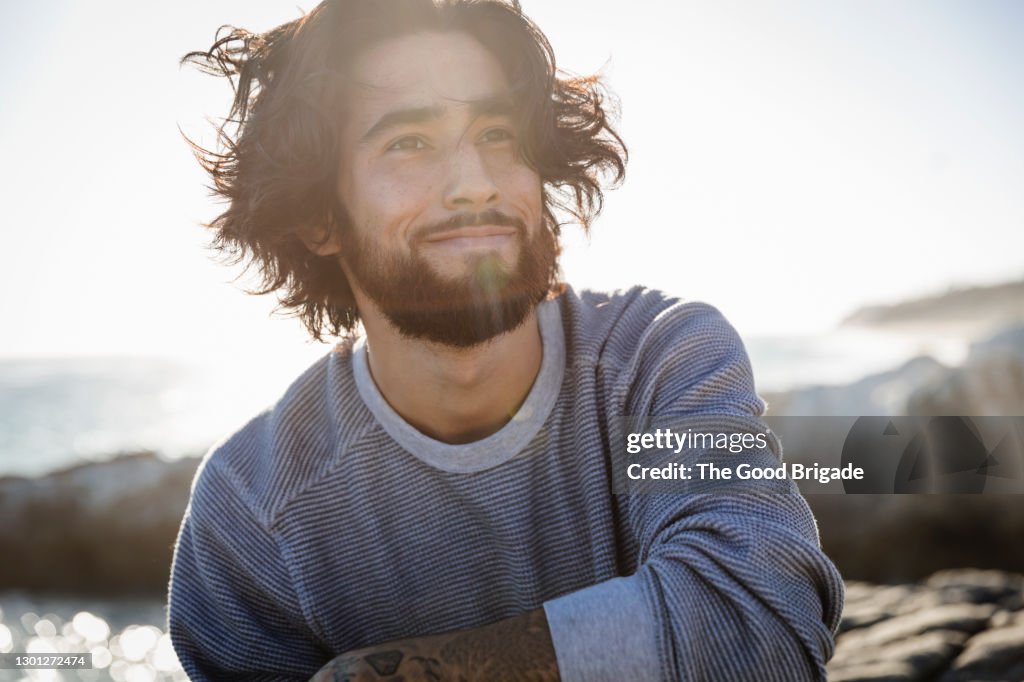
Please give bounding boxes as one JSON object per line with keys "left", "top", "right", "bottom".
{"left": 421, "top": 226, "right": 519, "bottom": 251}
{"left": 423, "top": 225, "right": 518, "bottom": 242}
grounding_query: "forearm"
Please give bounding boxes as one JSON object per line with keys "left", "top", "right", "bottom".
{"left": 310, "top": 607, "right": 560, "bottom": 681}
{"left": 628, "top": 492, "right": 843, "bottom": 680}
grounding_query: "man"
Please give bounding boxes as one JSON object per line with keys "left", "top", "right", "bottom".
{"left": 168, "top": 0, "right": 844, "bottom": 680}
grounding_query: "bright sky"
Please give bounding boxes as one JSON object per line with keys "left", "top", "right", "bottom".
{"left": 2, "top": 1, "right": 1022, "bottom": 365}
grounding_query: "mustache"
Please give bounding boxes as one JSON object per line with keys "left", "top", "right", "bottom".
{"left": 415, "top": 209, "right": 526, "bottom": 241}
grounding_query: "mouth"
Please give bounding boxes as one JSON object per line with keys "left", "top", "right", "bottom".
{"left": 422, "top": 225, "right": 519, "bottom": 243}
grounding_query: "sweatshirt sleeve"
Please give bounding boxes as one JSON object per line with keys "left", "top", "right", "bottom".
{"left": 544, "top": 300, "right": 844, "bottom": 681}
{"left": 167, "top": 458, "right": 329, "bottom": 681}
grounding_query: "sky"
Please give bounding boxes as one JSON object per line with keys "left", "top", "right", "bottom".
{"left": 1, "top": 0, "right": 1022, "bottom": 366}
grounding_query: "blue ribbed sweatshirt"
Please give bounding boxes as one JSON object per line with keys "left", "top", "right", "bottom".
{"left": 167, "top": 285, "right": 844, "bottom": 681}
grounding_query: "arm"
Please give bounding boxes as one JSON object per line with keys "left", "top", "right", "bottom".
{"left": 309, "top": 607, "right": 558, "bottom": 681}
{"left": 168, "top": 460, "right": 329, "bottom": 681}
{"left": 542, "top": 301, "right": 843, "bottom": 681}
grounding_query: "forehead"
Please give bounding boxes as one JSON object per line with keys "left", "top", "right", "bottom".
{"left": 346, "top": 31, "right": 512, "bottom": 123}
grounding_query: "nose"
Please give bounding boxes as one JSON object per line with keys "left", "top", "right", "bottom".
{"left": 443, "top": 145, "right": 500, "bottom": 210}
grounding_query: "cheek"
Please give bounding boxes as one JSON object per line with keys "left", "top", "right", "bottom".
{"left": 504, "top": 167, "right": 543, "bottom": 221}
{"left": 343, "top": 167, "right": 437, "bottom": 228}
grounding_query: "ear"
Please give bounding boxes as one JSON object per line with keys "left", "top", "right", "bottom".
{"left": 296, "top": 224, "right": 342, "bottom": 257}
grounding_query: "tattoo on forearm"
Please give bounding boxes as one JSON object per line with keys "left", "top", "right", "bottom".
{"left": 438, "top": 608, "right": 559, "bottom": 680}
{"left": 364, "top": 650, "right": 403, "bottom": 675}
{"left": 408, "top": 655, "right": 442, "bottom": 681}
{"left": 309, "top": 655, "right": 361, "bottom": 682}
{"left": 309, "top": 608, "right": 559, "bottom": 681}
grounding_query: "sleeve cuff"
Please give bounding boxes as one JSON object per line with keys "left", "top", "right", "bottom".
{"left": 543, "top": 575, "right": 661, "bottom": 682}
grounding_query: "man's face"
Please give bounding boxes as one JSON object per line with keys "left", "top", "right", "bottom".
{"left": 334, "top": 30, "right": 555, "bottom": 347}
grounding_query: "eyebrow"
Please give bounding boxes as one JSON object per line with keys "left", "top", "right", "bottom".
{"left": 358, "top": 95, "right": 517, "bottom": 143}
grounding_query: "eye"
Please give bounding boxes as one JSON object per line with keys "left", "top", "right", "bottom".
{"left": 387, "top": 136, "right": 429, "bottom": 152}
{"left": 480, "top": 127, "right": 514, "bottom": 144}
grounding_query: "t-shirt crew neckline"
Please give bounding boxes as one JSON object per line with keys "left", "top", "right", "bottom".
{"left": 351, "top": 299, "right": 566, "bottom": 474}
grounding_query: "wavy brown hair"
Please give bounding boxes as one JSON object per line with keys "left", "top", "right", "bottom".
{"left": 183, "top": 0, "right": 627, "bottom": 341}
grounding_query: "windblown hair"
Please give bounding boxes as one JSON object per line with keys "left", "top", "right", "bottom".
{"left": 183, "top": 0, "right": 627, "bottom": 341}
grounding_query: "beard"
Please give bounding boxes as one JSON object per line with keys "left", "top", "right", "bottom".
{"left": 340, "top": 210, "right": 558, "bottom": 348}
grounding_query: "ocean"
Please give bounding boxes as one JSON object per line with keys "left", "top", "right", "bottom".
{"left": 0, "top": 353, "right": 318, "bottom": 478}
{"left": 0, "top": 329, "right": 961, "bottom": 478}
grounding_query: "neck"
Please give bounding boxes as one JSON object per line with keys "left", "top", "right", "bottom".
{"left": 357, "top": 298, "right": 544, "bottom": 444}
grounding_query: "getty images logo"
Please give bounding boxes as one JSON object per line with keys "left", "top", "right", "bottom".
{"left": 840, "top": 417, "right": 1024, "bottom": 494}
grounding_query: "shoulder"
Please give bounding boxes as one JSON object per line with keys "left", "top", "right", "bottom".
{"left": 188, "top": 340, "right": 372, "bottom": 529}
{"left": 556, "top": 284, "right": 762, "bottom": 415}
{"left": 557, "top": 284, "right": 744, "bottom": 367}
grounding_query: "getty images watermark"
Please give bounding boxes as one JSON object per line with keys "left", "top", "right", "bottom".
{"left": 613, "top": 416, "right": 1024, "bottom": 495}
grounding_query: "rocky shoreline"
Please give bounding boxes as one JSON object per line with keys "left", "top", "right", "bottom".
{"left": 831, "top": 569, "right": 1024, "bottom": 681}
{"left": 0, "top": 452, "right": 200, "bottom": 595}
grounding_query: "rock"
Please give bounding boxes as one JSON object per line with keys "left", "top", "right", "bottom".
{"left": 809, "top": 495, "right": 1024, "bottom": 583}
{"left": 990, "top": 609, "right": 1024, "bottom": 628}
{"left": 830, "top": 630, "right": 968, "bottom": 681}
{"left": 839, "top": 584, "right": 919, "bottom": 633}
{"left": 828, "top": 659, "right": 918, "bottom": 681}
{"left": 908, "top": 325, "right": 1024, "bottom": 416}
{"left": 836, "top": 603, "right": 996, "bottom": 651}
{"left": 830, "top": 569, "right": 1024, "bottom": 682}
{"left": 939, "top": 623, "right": 1024, "bottom": 682}
{"left": 0, "top": 452, "right": 199, "bottom": 595}
{"left": 924, "top": 570, "right": 1024, "bottom": 606}
{"left": 763, "top": 355, "right": 948, "bottom": 416}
